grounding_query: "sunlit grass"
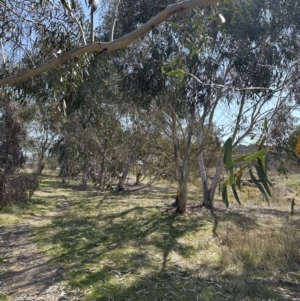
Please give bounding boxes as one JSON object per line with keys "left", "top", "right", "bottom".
{"left": 0, "top": 296, "right": 11, "bottom": 301}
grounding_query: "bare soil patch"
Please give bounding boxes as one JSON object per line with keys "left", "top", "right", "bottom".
{"left": 0, "top": 199, "right": 71, "bottom": 301}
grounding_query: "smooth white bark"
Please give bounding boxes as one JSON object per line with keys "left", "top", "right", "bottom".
{"left": 109, "top": 0, "right": 121, "bottom": 42}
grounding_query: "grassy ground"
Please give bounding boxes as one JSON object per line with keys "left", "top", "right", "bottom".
{"left": 1, "top": 173, "right": 300, "bottom": 300}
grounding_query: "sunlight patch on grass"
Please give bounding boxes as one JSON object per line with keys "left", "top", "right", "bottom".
{"left": 0, "top": 213, "right": 21, "bottom": 226}
{"left": 0, "top": 296, "right": 11, "bottom": 301}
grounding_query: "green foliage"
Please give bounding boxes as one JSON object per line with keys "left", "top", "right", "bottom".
{"left": 222, "top": 181, "right": 229, "bottom": 207}
{"left": 165, "top": 69, "right": 186, "bottom": 77}
{"left": 0, "top": 98, "right": 38, "bottom": 208}
{"left": 249, "top": 168, "right": 269, "bottom": 204}
{"left": 223, "top": 137, "right": 233, "bottom": 170}
{"left": 222, "top": 134, "right": 272, "bottom": 207}
{"left": 2, "top": 0, "right": 300, "bottom": 213}
{"left": 233, "top": 148, "right": 268, "bottom": 163}
{"left": 231, "top": 183, "right": 241, "bottom": 205}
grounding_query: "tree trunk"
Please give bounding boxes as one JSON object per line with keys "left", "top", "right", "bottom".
{"left": 202, "top": 181, "right": 213, "bottom": 209}
{"left": 173, "top": 189, "right": 179, "bottom": 207}
{"left": 98, "top": 155, "right": 106, "bottom": 189}
{"left": 115, "top": 162, "right": 131, "bottom": 192}
{"left": 116, "top": 175, "right": 124, "bottom": 191}
{"left": 176, "top": 179, "right": 188, "bottom": 214}
{"left": 197, "top": 129, "right": 216, "bottom": 209}
{"left": 82, "top": 171, "right": 88, "bottom": 187}
{"left": 61, "top": 172, "right": 66, "bottom": 185}
{"left": 208, "top": 162, "right": 224, "bottom": 203}
{"left": 35, "top": 150, "right": 45, "bottom": 176}
{"left": 170, "top": 107, "right": 194, "bottom": 214}
{"left": 36, "top": 162, "right": 45, "bottom": 176}
{"left": 134, "top": 172, "right": 142, "bottom": 186}
{"left": 199, "top": 161, "right": 223, "bottom": 209}
{"left": 60, "top": 162, "right": 67, "bottom": 184}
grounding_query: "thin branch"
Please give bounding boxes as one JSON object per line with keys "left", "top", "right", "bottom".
{"left": 109, "top": 0, "right": 121, "bottom": 42}
{"left": 70, "top": 12, "right": 87, "bottom": 45}
{"left": 0, "top": 39, "right": 6, "bottom": 64}
{"left": 187, "top": 72, "right": 279, "bottom": 93}
{"left": 232, "top": 91, "right": 246, "bottom": 141}
{"left": 170, "top": 106, "right": 186, "bottom": 144}
{"left": 182, "top": 107, "right": 195, "bottom": 177}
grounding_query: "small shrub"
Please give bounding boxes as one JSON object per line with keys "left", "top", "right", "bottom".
{"left": 0, "top": 98, "right": 38, "bottom": 209}
{"left": 0, "top": 173, "right": 39, "bottom": 209}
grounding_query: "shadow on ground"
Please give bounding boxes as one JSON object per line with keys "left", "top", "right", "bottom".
{"left": 29, "top": 183, "right": 300, "bottom": 301}
{"left": 0, "top": 223, "right": 65, "bottom": 300}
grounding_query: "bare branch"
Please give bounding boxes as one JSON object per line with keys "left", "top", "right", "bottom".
{"left": 109, "top": 0, "right": 121, "bottom": 42}
{"left": 70, "top": 12, "right": 87, "bottom": 45}
{"left": 232, "top": 91, "right": 246, "bottom": 141}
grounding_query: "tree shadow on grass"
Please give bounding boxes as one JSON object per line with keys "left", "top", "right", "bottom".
{"left": 188, "top": 200, "right": 299, "bottom": 238}
{"left": 0, "top": 224, "right": 65, "bottom": 299}
{"left": 33, "top": 201, "right": 210, "bottom": 296}
{"left": 31, "top": 190, "right": 300, "bottom": 301}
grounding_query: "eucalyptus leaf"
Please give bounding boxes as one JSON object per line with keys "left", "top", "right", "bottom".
{"left": 166, "top": 70, "right": 186, "bottom": 76}
{"left": 254, "top": 164, "right": 271, "bottom": 197}
{"left": 222, "top": 181, "right": 229, "bottom": 207}
{"left": 249, "top": 168, "right": 269, "bottom": 204}
{"left": 233, "top": 148, "right": 267, "bottom": 163}
{"left": 231, "top": 184, "right": 241, "bottom": 205}
{"left": 223, "top": 137, "right": 233, "bottom": 169}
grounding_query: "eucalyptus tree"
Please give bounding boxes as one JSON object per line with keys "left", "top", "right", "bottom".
{"left": 118, "top": 43, "right": 221, "bottom": 212}
{"left": 164, "top": 0, "right": 300, "bottom": 208}
{"left": 51, "top": 48, "right": 125, "bottom": 186}
{"left": 115, "top": 0, "right": 300, "bottom": 211}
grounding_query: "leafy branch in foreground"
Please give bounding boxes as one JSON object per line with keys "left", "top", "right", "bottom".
{"left": 221, "top": 124, "right": 272, "bottom": 207}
